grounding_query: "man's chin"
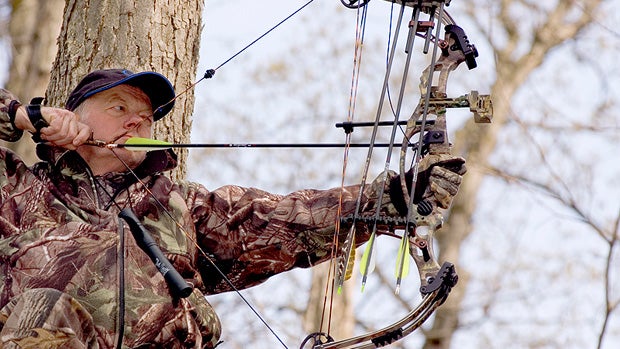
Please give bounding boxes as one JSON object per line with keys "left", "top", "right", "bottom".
{"left": 110, "top": 150, "right": 147, "bottom": 172}
{"left": 124, "top": 152, "right": 148, "bottom": 167}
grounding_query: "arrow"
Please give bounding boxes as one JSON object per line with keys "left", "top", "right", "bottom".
{"left": 86, "top": 137, "right": 413, "bottom": 150}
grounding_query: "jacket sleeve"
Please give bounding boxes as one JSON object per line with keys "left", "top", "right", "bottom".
{"left": 0, "top": 88, "right": 25, "bottom": 142}
{"left": 182, "top": 179, "right": 391, "bottom": 294}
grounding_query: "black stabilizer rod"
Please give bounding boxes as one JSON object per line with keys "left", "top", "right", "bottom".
{"left": 119, "top": 208, "right": 193, "bottom": 298}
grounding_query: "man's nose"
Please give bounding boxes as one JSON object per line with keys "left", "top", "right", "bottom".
{"left": 124, "top": 113, "right": 148, "bottom": 129}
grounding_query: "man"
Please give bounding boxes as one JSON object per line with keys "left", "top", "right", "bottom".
{"left": 0, "top": 69, "right": 465, "bottom": 348}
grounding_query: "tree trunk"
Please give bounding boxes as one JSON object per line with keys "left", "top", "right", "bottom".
{"left": 46, "top": 0, "right": 204, "bottom": 180}
{"left": 304, "top": 263, "right": 355, "bottom": 343}
{"left": 2, "top": 0, "right": 64, "bottom": 165}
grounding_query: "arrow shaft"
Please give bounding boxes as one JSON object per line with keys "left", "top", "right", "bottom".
{"left": 104, "top": 143, "right": 404, "bottom": 149}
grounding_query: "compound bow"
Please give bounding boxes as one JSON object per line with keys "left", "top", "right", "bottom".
{"left": 301, "top": 1, "right": 492, "bottom": 348}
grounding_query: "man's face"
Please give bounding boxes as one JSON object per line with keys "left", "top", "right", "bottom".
{"left": 75, "top": 84, "right": 155, "bottom": 174}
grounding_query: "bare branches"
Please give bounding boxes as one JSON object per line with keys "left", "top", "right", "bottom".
{"left": 598, "top": 225, "right": 619, "bottom": 349}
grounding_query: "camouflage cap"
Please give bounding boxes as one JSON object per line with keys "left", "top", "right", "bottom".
{"left": 65, "top": 69, "right": 175, "bottom": 121}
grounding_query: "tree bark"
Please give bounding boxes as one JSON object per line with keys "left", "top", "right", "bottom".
{"left": 46, "top": 0, "right": 204, "bottom": 180}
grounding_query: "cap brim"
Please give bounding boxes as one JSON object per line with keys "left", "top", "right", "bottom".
{"left": 83, "top": 71, "right": 175, "bottom": 120}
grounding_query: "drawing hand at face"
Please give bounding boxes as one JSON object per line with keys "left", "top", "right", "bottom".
{"left": 5, "top": 103, "right": 93, "bottom": 150}
{"left": 36, "top": 106, "right": 93, "bottom": 149}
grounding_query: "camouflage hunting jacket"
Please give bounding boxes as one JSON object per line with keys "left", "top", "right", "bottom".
{"left": 0, "top": 104, "right": 387, "bottom": 348}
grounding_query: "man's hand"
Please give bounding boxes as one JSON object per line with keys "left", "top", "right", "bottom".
{"left": 384, "top": 154, "right": 467, "bottom": 216}
{"left": 15, "top": 105, "right": 92, "bottom": 150}
{"left": 416, "top": 154, "right": 466, "bottom": 210}
{"left": 1, "top": 90, "right": 92, "bottom": 150}
{"left": 37, "top": 107, "right": 92, "bottom": 149}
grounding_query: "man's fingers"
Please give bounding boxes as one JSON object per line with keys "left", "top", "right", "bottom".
{"left": 38, "top": 109, "right": 91, "bottom": 149}
{"left": 73, "top": 125, "right": 93, "bottom": 146}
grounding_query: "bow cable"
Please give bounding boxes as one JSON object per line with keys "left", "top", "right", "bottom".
{"left": 302, "top": 1, "right": 493, "bottom": 347}
{"left": 324, "top": 0, "right": 370, "bottom": 339}
{"left": 354, "top": 2, "right": 433, "bottom": 294}
{"left": 334, "top": 1, "right": 407, "bottom": 297}
{"left": 395, "top": 2, "right": 447, "bottom": 295}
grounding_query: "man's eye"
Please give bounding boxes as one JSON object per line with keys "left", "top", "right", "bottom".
{"left": 106, "top": 105, "right": 126, "bottom": 114}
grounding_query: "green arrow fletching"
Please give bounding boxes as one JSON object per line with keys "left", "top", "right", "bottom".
{"left": 122, "top": 137, "right": 173, "bottom": 151}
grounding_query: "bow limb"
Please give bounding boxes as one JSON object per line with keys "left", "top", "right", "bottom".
{"left": 303, "top": 220, "right": 458, "bottom": 349}
{"left": 311, "top": 293, "right": 440, "bottom": 349}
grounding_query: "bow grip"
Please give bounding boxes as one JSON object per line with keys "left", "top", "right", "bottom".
{"left": 119, "top": 208, "right": 194, "bottom": 298}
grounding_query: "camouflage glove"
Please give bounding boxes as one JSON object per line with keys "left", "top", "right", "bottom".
{"left": 388, "top": 154, "right": 467, "bottom": 216}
